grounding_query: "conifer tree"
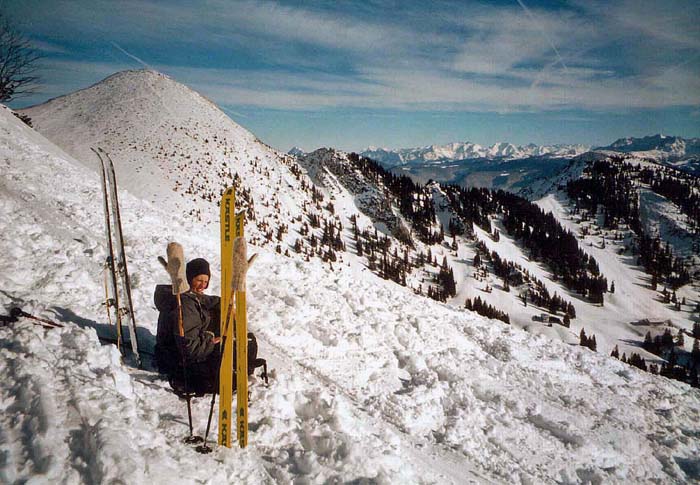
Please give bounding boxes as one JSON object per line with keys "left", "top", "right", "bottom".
{"left": 676, "top": 330, "right": 685, "bottom": 348}
{"left": 668, "top": 347, "right": 678, "bottom": 370}
{"left": 589, "top": 334, "right": 597, "bottom": 352}
{"left": 691, "top": 339, "right": 700, "bottom": 369}
{"left": 643, "top": 331, "right": 654, "bottom": 352}
{"left": 662, "top": 328, "right": 674, "bottom": 348}
{"left": 611, "top": 345, "right": 620, "bottom": 359}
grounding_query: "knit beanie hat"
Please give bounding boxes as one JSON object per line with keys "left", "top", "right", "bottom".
{"left": 186, "top": 258, "right": 211, "bottom": 287}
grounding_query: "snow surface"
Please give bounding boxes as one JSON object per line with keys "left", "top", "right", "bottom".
{"left": 3, "top": 80, "right": 700, "bottom": 483}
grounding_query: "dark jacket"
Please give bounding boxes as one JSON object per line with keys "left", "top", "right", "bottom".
{"left": 154, "top": 284, "right": 221, "bottom": 374}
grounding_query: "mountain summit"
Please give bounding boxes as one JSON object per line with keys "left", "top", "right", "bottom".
{"left": 21, "top": 69, "right": 306, "bottom": 229}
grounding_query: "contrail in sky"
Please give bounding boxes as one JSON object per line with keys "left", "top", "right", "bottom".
{"left": 111, "top": 41, "right": 151, "bottom": 69}
{"left": 515, "top": 0, "right": 568, "bottom": 73}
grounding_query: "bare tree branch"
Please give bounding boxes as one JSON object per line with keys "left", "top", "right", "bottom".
{"left": 0, "top": 15, "right": 41, "bottom": 102}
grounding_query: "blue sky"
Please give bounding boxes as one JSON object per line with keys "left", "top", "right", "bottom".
{"left": 5, "top": 0, "right": 700, "bottom": 152}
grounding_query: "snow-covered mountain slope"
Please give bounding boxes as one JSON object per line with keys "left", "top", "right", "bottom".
{"left": 535, "top": 192, "right": 698, "bottom": 344}
{"left": 361, "top": 135, "right": 698, "bottom": 169}
{"left": 293, "top": 148, "right": 700, "bottom": 363}
{"left": 296, "top": 148, "right": 403, "bottom": 232}
{"left": 361, "top": 141, "right": 590, "bottom": 166}
{"left": 3, "top": 98, "right": 700, "bottom": 483}
{"left": 20, "top": 70, "right": 309, "bottom": 236}
{"left": 527, "top": 153, "right": 700, "bottom": 267}
{"left": 591, "top": 135, "right": 700, "bottom": 176}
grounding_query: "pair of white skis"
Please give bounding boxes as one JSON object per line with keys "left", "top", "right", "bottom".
{"left": 93, "top": 147, "right": 140, "bottom": 367}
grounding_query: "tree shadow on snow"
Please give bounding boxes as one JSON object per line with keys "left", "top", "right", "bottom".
{"left": 619, "top": 338, "right": 644, "bottom": 348}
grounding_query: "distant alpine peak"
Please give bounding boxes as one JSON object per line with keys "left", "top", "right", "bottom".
{"left": 596, "top": 134, "right": 700, "bottom": 160}
{"left": 360, "top": 141, "right": 590, "bottom": 165}
{"left": 288, "top": 146, "right": 306, "bottom": 156}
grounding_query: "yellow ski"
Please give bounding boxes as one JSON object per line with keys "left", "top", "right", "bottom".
{"left": 218, "top": 187, "right": 235, "bottom": 447}
{"left": 233, "top": 211, "right": 248, "bottom": 448}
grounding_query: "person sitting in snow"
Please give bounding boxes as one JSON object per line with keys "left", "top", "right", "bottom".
{"left": 154, "top": 257, "right": 221, "bottom": 395}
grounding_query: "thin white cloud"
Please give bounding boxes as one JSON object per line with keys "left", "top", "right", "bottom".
{"left": 450, "top": 6, "right": 591, "bottom": 78}
{"left": 167, "top": 63, "right": 700, "bottom": 112}
{"left": 219, "top": 106, "right": 249, "bottom": 119}
{"left": 30, "top": 39, "right": 69, "bottom": 54}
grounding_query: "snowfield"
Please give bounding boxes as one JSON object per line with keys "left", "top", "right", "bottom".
{"left": 2, "top": 101, "right": 700, "bottom": 484}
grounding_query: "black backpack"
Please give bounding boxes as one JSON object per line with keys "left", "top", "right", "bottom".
{"left": 238, "top": 332, "right": 268, "bottom": 384}
{"left": 169, "top": 332, "right": 268, "bottom": 398}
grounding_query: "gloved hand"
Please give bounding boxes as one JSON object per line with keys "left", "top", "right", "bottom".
{"left": 158, "top": 242, "right": 190, "bottom": 295}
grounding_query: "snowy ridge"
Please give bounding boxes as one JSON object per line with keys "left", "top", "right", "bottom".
{"left": 20, "top": 70, "right": 311, "bottom": 237}
{"left": 361, "top": 141, "right": 590, "bottom": 166}
{"left": 518, "top": 156, "right": 592, "bottom": 200}
{"left": 525, "top": 152, "right": 700, "bottom": 265}
{"left": 301, "top": 145, "right": 700, "bottom": 366}
{"left": 297, "top": 148, "right": 400, "bottom": 231}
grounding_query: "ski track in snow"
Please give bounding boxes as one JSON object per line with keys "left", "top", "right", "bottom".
{"left": 2, "top": 104, "right": 700, "bottom": 484}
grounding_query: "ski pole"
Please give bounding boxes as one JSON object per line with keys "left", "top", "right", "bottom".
{"left": 197, "top": 304, "right": 235, "bottom": 454}
{"left": 176, "top": 293, "right": 202, "bottom": 445}
{"left": 11, "top": 308, "right": 64, "bottom": 328}
{"left": 196, "top": 389, "right": 216, "bottom": 454}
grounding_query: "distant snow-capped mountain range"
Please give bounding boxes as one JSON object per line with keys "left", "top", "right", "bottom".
{"left": 359, "top": 142, "right": 590, "bottom": 166}
{"left": 288, "top": 135, "right": 700, "bottom": 167}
